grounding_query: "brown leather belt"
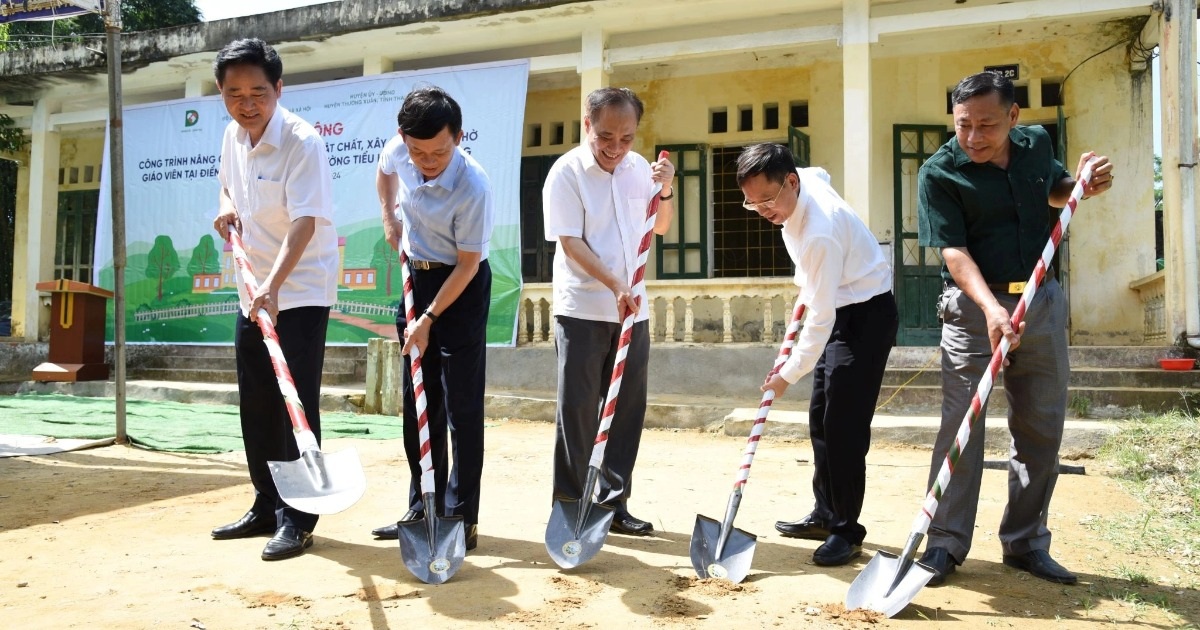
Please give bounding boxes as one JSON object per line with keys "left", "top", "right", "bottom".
{"left": 408, "top": 259, "right": 448, "bottom": 270}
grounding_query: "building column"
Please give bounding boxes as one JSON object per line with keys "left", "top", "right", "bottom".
{"left": 580, "top": 28, "right": 610, "bottom": 105}
{"left": 185, "top": 73, "right": 216, "bottom": 98}
{"left": 14, "top": 98, "right": 60, "bottom": 341}
{"left": 363, "top": 56, "right": 393, "bottom": 76}
{"left": 1158, "top": 0, "right": 1199, "bottom": 343}
{"left": 841, "top": 0, "right": 872, "bottom": 223}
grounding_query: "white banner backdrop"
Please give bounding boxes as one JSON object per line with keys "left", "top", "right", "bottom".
{"left": 95, "top": 59, "right": 528, "bottom": 345}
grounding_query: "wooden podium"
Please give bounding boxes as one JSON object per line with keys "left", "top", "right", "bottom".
{"left": 32, "top": 279, "right": 113, "bottom": 382}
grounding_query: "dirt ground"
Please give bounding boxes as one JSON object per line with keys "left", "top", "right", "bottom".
{"left": 1, "top": 419, "right": 1197, "bottom": 629}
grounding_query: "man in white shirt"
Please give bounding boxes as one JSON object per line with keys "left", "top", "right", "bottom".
{"left": 209, "top": 38, "right": 340, "bottom": 561}
{"left": 542, "top": 87, "right": 676, "bottom": 535}
{"left": 369, "top": 86, "right": 493, "bottom": 552}
{"left": 737, "top": 143, "right": 898, "bottom": 566}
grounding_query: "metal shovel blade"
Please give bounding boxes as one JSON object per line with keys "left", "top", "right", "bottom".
{"left": 690, "top": 514, "right": 757, "bottom": 583}
{"left": 845, "top": 550, "right": 937, "bottom": 617}
{"left": 397, "top": 512, "right": 466, "bottom": 585}
{"left": 269, "top": 447, "right": 367, "bottom": 515}
{"left": 545, "top": 497, "right": 615, "bottom": 569}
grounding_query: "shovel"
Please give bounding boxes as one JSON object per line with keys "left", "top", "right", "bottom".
{"left": 227, "top": 231, "right": 366, "bottom": 515}
{"left": 546, "top": 151, "right": 670, "bottom": 569}
{"left": 690, "top": 298, "right": 807, "bottom": 583}
{"left": 845, "top": 157, "right": 1100, "bottom": 616}
{"left": 396, "top": 252, "right": 465, "bottom": 584}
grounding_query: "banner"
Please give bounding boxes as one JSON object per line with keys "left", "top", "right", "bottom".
{"left": 94, "top": 60, "right": 529, "bottom": 345}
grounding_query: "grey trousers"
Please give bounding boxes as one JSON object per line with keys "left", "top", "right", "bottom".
{"left": 926, "top": 278, "right": 1069, "bottom": 564}
{"left": 552, "top": 316, "right": 650, "bottom": 507}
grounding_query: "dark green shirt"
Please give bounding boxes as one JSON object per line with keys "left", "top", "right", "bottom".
{"left": 917, "top": 125, "right": 1069, "bottom": 283}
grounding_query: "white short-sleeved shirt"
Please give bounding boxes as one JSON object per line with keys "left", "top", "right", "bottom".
{"left": 543, "top": 145, "right": 656, "bottom": 324}
{"left": 776, "top": 166, "right": 893, "bottom": 384}
{"left": 218, "top": 105, "right": 339, "bottom": 315}
{"left": 377, "top": 135, "right": 493, "bottom": 264}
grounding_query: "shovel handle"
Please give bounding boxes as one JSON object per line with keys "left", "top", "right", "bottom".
{"left": 588, "top": 151, "right": 670, "bottom": 470}
{"left": 227, "top": 230, "right": 314, "bottom": 435}
{"left": 731, "top": 298, "right": 806, "bottom": 489}
{"left": 910, "top": 157, "right": 1098, "bottom": 535}
{"left": 399, "top": 251, "right": 437, "bottom": 495}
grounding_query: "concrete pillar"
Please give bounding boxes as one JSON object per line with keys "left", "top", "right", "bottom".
{"left": 185, "top": 74, "right": 216, "bottom": 98}
{"left": 841, "top": 0, "right": 872, "bottom": 223}
{"left": 14, "top": 99, "right": 60, "bottom": 341}
{"left": 1157, "top": 0, "right": 1199, "bottom": 343}
{"left": 579, "top": 28, "right": 609, "bottom": 105}
{"left": 363, "top": 56, "right": 392, "bottom": 76}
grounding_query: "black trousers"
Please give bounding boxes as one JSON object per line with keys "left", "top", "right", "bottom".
{"left": 396, "top": 260, "right": 491, "bottom": 524}
{"left": 234, "top": 305, "right": 330, "bottom": 533}
{"left": 807, "top": 291, "right": 898, "bottom": 545}
{"left": 552, "top": 316, "right": 649, "bottom": 508}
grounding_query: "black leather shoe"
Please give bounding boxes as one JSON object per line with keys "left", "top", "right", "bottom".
{"left": 610, "top": 510, "right": 654, "bottom": 536}
{"left": 465, "top": 524, "right": 478, "bottom": 551}
{"left": 812, "top": 534, "right": 862, "bottom": 566}
{"left": 371, "top": 509, "right": 424, "bottom": 539}
{"left": 261, "top": 526, "right": 313, "bottom": 561}
{"left": 774, "top": 514, "right": 831, "bottom": 541}
{"left": 1003, "top": 549, "right": 1077, "bottom": 584}
{"left": 211, "top": 511, "right": 275, "bottom": 540}
{"left": 918, "top": 547, "right": 958, "bottom": 586}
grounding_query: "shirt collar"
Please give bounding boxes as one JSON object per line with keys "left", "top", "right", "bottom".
{"left": 785, "top": 168, "right": 812, "bottom": 230}
{"left": 951, "top": 126, "right": 1032, "bottom": 168}
{"left": 236, "top": 105, "right": 286, "bottom": 150}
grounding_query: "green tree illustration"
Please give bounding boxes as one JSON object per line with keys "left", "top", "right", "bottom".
{"left": 187, "top": 234, "right": 220, "bottom": 276}
{"left": 370, "top": 237, "right": 398, "bottom": 296}
{"left": 146, "top": 235, "right": 180, "bottom": 301}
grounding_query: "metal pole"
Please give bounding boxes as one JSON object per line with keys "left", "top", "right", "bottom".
{"left": 105, "top": 0, "right": 127, "bottom": 444}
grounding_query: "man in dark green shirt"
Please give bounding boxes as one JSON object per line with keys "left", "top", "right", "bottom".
{"left": 915, "top": 71, "right": 1114, "bottom": 586}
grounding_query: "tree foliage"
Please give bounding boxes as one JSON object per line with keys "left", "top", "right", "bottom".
{"left": 370, "top": 237, "right": 398, "bottom": 296}
{"left": 186, "top": 234, "right": 221, "bottom": 276}
{"left": 1, "top": 0, "right": 200, "bottom": 50}
{"left": 146, "top": 235, "right": 180, "bottom": 301}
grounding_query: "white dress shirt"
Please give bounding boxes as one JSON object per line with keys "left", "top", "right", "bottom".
{"left": 777, "top": 167, "right": 893, "bottom": 384}
{"left": 377, "top": 135, "right": 493, "bottom": 264}
{"left": 218, "top": 105, "right": 339, "bottom": 314}
{"left": 543, "top": 145, "right": 656, "bottom": 324}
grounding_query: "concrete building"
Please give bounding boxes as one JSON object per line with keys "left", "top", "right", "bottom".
{"left": 0, "top": 0, "right": 1194, "bottom": 350}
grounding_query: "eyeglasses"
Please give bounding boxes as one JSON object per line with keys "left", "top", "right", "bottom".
{"left": 742, "top": 182, "right": 787, "bottom": 212}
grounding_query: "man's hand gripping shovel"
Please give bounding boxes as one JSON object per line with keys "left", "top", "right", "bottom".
{"left": 689, "top": 298, "right": 806, "bottom": 583}
{"left": 545, "top": 151, "right": 670, "bottom": 569}
{"left": 844, "top": 157, "right": 1100, "bottom": 617}
{"left": 394, "top": 251, "right": 467, "bottom": 584}
{"left": 227, "top": 230, "right": 366, "bottom": 515}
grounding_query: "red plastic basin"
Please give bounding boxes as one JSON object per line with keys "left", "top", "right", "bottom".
{"left": 1159, "top": 358, "right": 1196, "bottom": 371}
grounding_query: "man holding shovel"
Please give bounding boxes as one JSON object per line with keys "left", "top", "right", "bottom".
{"left": 209, "top": 38, "right": 340, "bottom": 561}
{"left": 543, "top": 87, "right": 675, "bottom": 537}
{"left": 368, "top": 86, "right": 493, "bottom": 553}
{"left": 737, "top": 143, "right": 898, "bottom": 567}
{"left": 916, "top": 71, "right": 1114, "bottom": 585}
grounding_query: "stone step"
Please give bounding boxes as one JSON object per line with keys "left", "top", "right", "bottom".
{"left": 881, "top": 366, "right": 1200, "bottom": 389}
{"left": 132, "top": 355, "right": 361, "bottom": 373}
{"left": 127, "top": 366, "right": 361, "bottom": 385}
{"left": 884, "top": 345, "right": 1179, "bottom": 369}
{"left": 874, "top": 383, "right": 1198, "bottom": 417}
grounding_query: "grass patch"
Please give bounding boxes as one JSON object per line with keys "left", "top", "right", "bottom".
{"left": 1093, "top": 409, "right": 1200, "bottom": 580}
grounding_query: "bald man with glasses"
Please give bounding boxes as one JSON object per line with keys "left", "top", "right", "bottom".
{"left": 736, "top": 142, "right": 898, "bottom": 567}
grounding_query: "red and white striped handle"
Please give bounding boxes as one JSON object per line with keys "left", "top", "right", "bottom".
{"left": 911, "top": 156, "right": 1099, "bottom": 534}
{"left": 399, "top": 251, "right": 436, "bottom": 495}
{"left": 227, "top": 230, "right": 316, "bottom": 449}
{"left": 588, "top": 150, "right": 671, "bottom": 470}
{"left": 732, "top": 298, "right": 807, "bottom": 490}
